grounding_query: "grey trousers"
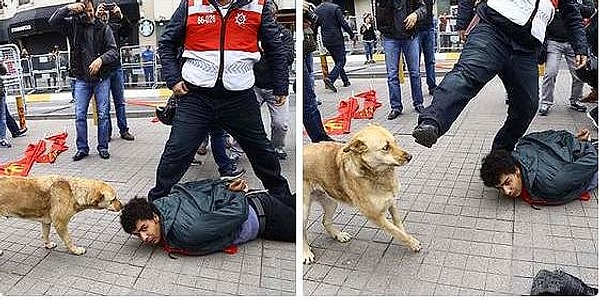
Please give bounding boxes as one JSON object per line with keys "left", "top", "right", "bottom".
{"left": 254, "top": 86, "right": 289, "bottom": 150}
{"left": 540, "top": 40, "right": 584, "bottom": 106}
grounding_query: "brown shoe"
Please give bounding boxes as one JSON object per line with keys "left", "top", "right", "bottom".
{"left": 120, "top": 131, "right": 135, "bottom": 141}
{"left": 582, "top": 89, "right": 597, "bottom": 103}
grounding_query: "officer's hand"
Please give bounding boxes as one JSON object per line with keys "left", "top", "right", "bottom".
{"left": 576, "top": 127, "right": 591, "bottom": 141}
{"left": 228, "top": 178, "right": 249, "bottom": 193}
{"left": 68, "top": 3, "right": 85, "bottom": 13}
{"left": 404, "top": 12, "right": 418, "bottom": 30}
{"left": 575, "top": 55, "right": 588, "bottom": 69}
{"left": 274, "top": 95, "right": 287, "bottom": 106}
{"left": 88, "top": 57, "right": 102, "bottom": 76}
{"left": 458, "top": 30, "right": 467, "bottom": 42}
{"left": 172, "top": 81, "right": 188, "bottom": 96}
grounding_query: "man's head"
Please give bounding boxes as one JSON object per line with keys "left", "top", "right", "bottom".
{"left": 75, "top": 0, "right": 95, "bottom": 24}
{"left": 120, "top": 197, "right": 162, "bottom": 245}
{"left": 480, "top": 150, "right": 523, "bottom": 197}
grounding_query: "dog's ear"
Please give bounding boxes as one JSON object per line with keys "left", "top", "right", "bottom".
{"left": 343, "top": 139, "right": 368, "bottom": 153}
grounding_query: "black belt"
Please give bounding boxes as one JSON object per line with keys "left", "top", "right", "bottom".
{"left": 246, "top": 191, "right": 267, "bottom": 237}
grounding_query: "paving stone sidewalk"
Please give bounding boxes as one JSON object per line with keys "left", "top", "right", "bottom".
{"left": 0, "top": 98, "right": 296, "bottom": 296}
{"left": 303, "top": 72, "right": 598, "bottom": 296}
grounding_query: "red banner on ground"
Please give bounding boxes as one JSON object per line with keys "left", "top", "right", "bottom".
{"left": 0, "top": 132, "right": 69, "bottom": 176}
{"left": 323, "top": 89, "right": 382, "bottom": 135}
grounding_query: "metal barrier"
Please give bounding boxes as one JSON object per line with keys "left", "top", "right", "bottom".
{"left": 0, "top": 44, "right": 27, "bottom": 127}
{"left": 120, "top": 45, "right": 164, "bottom": 89}
{"left": 29, "top": 53, "right": 61, "bottom": 93}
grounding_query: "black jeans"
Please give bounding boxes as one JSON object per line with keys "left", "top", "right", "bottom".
{"left": 248, "top": 192, "right": 295, "bottom": 242}
{"left": 148, "top": 82, "right": 292, "bottom": 201}
{"left": 324, "top": 43, "right": 349, "bottom": 84}
{"left": 4, "top": 102, "right": 19, "bottom": 136}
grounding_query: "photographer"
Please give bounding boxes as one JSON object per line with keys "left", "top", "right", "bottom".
{"left": 96, "top": 1, "right": 135, "bottom": 142}
{"left": 303, "top": 2, "right": 334, "bottom": 142}
{"left": 49, "top": 0, "right": 118, "bottom": 161}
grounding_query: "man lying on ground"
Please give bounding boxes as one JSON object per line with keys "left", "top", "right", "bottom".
{"left": 480, "top": 128, "right": 598, "bottom": 206}
{"left": 120, "top": 178, "right": 295, "bottom": 255}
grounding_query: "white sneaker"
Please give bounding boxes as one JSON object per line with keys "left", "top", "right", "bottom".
{"left": 0, "top": 139, "right": 11, "bottom": 148}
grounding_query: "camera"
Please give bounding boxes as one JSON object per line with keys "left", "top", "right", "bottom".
{"left": 304, "top": 3, "right": 318, "bottom": 25}
{"left": 104, "top": 3, "right": 116, "bottom": 10}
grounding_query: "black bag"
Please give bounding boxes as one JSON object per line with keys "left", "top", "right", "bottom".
{"left": 303, "top": 27, "right": 317, "bottom": 55}
{"left": 531, "top": 269, "right": 598, "bottom": 296}
{"left": 575, "top": 54, "right": 598, "bottom": 89}
{"left": 155, "top": 94, "right": 178, "bottom": 126}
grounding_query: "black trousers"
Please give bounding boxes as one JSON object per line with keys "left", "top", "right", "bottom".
{"left": 247, "top": 191, "right": 295, "bottom": 242}
{"left": 148, "top": 82, "right": 292, "bottom": 202}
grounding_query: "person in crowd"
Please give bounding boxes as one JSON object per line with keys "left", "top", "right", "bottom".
{"left": 96, "top": 1, "right": 135, "bottom": 141}
{"left": 48, "top": 45, "right": 59, "bottom": 88}
{"left": 20, "top": 48, "right": 32, "bottom": 89}
{"left": 304, "top": 1, "right": 336, "bottom": 142}
{"left": 378, "top": 0, "right": 427, "bottom": 120}
{"left": 150, "top": 0, "right": 292, "bottom": 202}
{"left": 120, "top": 178, "right": 294, "bottom": 255}
{"left": 49, "top": 0, "right": 118, "bottom": 160}
{"left": 315, "top": 0, "right": 354, "bottom": 92}
{"left": 538, "top": 1, "right": 595, "bottom": 116}
{"left": 480, "top": 128, "right": 597, "bottom": 206}
{"left": 0, "top": 63, "right": 9, "bottom": 148}
{"left": 254, "top": 2, "right": 294, "bottom": 159}
{"left": 417, "top": 0, "right": 437, "bottom": 96}
{"left": 360, "top": 12, "right": 376, "bottom": 64}
{"left": 413, "top": 0, "right": 588, "bottom": 151}
{"left": 4, "top": 102, "right": 27, "bottom": 138}
{"left": 141, "top": 45, "right": 155, "bottom": 86}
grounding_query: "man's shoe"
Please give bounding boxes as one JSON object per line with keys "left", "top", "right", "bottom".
{"left": 72, "top": 151, "right": 89, "bottom": 161}
{"left": 414, "top": 104, "right": 425, "bottom": 114}
{"left": 0, "top": 139, "right": 11, "bottom": 148}
{"left": 120, "top": 131, "right": 135, "bottom": 141}
{"left": 323, "top": 78, "right": 337, "bottom": 93}
{"left": 12, "top": 127, "right": 27, "bottom": 138}
{"left": 570, "top": 102, "right": 587, "bottom": 112}
{"left": 412, "top": 123, "right": 439, "bottom": 148}
{"left": 220, "top": 167, "right": 246, "bottom": 181}
{"left": 369, "top": 59, "right": 376, "bottom": 64}
{"left": 587, "top": 107, "right": 598, "bottom": 128}
{"left": 275, "top": 147, "right": 288, "bottom": 160}
{"left": 99, "top": 150, "right": 110, "bottom": 159}
{"left": 538, "top": 104, "right": 550, "bottom": 116}
{"left": 387, "top": 110, "right": 402, "bottom": 120}
{"left": 343, "top": 81, "right": 351, "bottom": 87}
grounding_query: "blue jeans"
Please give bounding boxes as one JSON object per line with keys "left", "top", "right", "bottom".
{"left": 383, "top": 36, "right": 423, "bottom": 112}
{"left": 74, "top": 78, "right": 111, "bottom": 153}
{"left": 418, "top": 23, "right": 437, "bottom": 92}
{"left": 107, "top": 68, "right": 129, "bottom": 135}
{"left": 143, "top": 66, "right": 154, "bottom": 85}
{"left": 363, "top": 41, "right": 375, "bottom": 61}
{"left": 209, "top": 127, "right": 236, "bottom": 175}
{"left": 418, "top": 21, "right": 539, "bottom": 151}
{"left": 324, "top": 44, "right": 349, "bottom": 84}
{"left": 4, "top": 102, "right": 19, "bottom": 136}
{"left": 303, "top": 53, "right": 330, "bottom": 142}
{"left": 0, "top": 95, "right": 6, "bottom": 139}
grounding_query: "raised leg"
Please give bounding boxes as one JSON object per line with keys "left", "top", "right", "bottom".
{"left": 370, "top": 212, "right": 421, "bottom": 252}
{"left": 320, "top": 196, "right": 352, "bottom": 243}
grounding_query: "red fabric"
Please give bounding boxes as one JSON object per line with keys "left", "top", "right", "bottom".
{"left": 36, "top": 133, "right": 69, "bottom": 164}
{"left": 223, "top": 244, "right": 238, "bottom": 254}
{"left": 551, "top": 0, "right": 559, "bottom": 8}
{"left": 0, "top": 132, "right": 69, "bottom": 176}
{"left": 323, "top": 97, "right": 359, "bottom": 135}
{"left": 519, "top": 185, "right": 591, "bottom": 204}
{"left": 353, "top": 90, "right": 382, "bottom": 119}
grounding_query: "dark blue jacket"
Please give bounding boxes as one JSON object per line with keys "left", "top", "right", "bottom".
{"left": 315, "top": 1, "right": 354, "bottom": 46}
{"left": 154, "top": 180, "right": 248, "bottom": 255}
{"left": 158, "top": 0, "right": 289, "bottom": 96}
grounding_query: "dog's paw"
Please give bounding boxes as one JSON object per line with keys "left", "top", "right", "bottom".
{"left": 334, "top": 232, "right": 352, "bottom": 243}
{"left": 303, "top": 248, "right": 315, "bottom": 264}
{"left": 44, "top": 242, "right": 57, "bottom": 249}
{"left": 69, "top": 246, "right": 86, "bottom": 255}
{"left": 407, "top": 236, "right": 422, "bottom": 252}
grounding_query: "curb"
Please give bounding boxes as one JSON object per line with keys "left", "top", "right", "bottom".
{"left": 25, "top": 110, "right": 155, "bottom": 121}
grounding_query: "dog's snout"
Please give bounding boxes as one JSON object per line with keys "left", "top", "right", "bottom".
{"left": 405, "top": 153, "right": 412, "bottom": 162}
{"left": 109, "top": 199, "right": 123, "bottom": 212}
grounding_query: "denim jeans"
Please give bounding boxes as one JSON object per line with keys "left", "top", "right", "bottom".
{"left": 363, "top": 41, "right": 375, "bottom": 61}
{"left": 324, "top": 44, "right": 349, "bottom": 84}
{"left": 4, "top": 102, "right": 19, "bottom": 136}
{"left": 74, "top": 78, "right": 111, "bottom": 153}
{"left": 209, "top": 127, "right": 236, "bottom": 175}
{"left": 418, "top": 22, "right": 437, "bottom": 92}
{"left": 0, "top": 95, "right": 6, "bottom": 139}
{"left": 303, "top": 53, "right": 331, "bottom": 142}
{"left": 143, "top": 67, "right": 154, "bottom": 85}
{"left": 418, "top": 21, "right": 539, "bottom": 151}
{"left": 540, "top": 40, "right": 584, "bottom": 105}
{"left": 107, "top": 67, "right": 129, "bottom": 135}
{"left": 148, "top": 81, "right": 291, "bottom": 202}
{"left": 383, "top": 36, "right": 423, "bottom": 112}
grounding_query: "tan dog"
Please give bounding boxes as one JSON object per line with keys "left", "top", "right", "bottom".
{"left": 303, "top": 124, "right": 421, "bottom": 264}
{"left": 0, "top": 175, "right": 122, "bottom": 255}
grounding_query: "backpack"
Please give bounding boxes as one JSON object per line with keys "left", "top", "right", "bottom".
{"left": 531, "top": 269, "right": 598, "bottom": 296}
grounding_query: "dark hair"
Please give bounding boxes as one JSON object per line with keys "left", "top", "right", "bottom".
{"left": 480, "top": 150, "right": 518, "bottom": 187}
{"left": 119, "top": 197, "right": 161, "bottom": 234}
{"left": 75, "top": 0, "right": 95, "bottom": 8}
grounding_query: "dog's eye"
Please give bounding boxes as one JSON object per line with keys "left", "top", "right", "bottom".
{"left": 382, "top": 143, "right": 390, "bottom": 151}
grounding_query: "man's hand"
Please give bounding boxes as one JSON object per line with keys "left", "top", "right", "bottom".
{"left": 575, "top": 55, "right": 588, "bottom": 69}
{"left": 172, "top": 81, "right": 189, "bottom": 96}
{"left": 274, "top": 95, "right": 287, "bottom": 106}
{"left": 404, "top": 12, "right": 418, "bottom": 30}
{"left": 228, "top": 178, "right": 249, "bottom": 193}
{"left": 68, "top": 3, "right": 85, "bottom": 13}
{"left": 458, "top": 30, "right": 467, "bottom": 42}
{"left": 88, "top": 57, "right": 103, "bottom": 76}
{"left": 111, "top": 5, "right": 123, "bottom": 19}
{"left": 576, "top": 127, "right": 591, "bottom": 141}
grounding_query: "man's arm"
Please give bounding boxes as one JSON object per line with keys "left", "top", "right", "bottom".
{"left": 260, "top": 0, "right": 289, "bottom": 96}
{"left": 100, "top": 25, "right": 118, "bottom": 66}
{"left": 579, "top": 0, "right": 597, "bottom": 19}
{"left": 158, "top": 0, "right": 187, "bottom": 90}
{"left": 559, "top": 0, "right": 589, "bottom": 67}
{"left": 48, "top": 5, "right": 75, "bottom": 26}
{"left": 280, "top": 26, "right": 295, "bottom": 67}
{"left": 336, "top": 7, "right": 354, "bottom": 38}
{"left": 405, "top": 0, "right": 426, "bottom": 30}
